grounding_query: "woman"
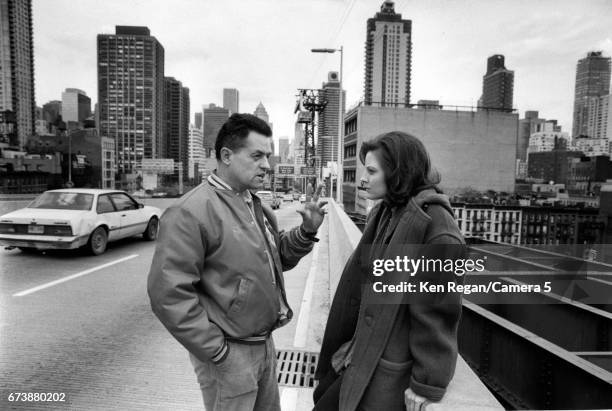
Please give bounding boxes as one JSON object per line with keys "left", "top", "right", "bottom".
{"left": 313, "top": 131, "right": 465, "bottom": 411}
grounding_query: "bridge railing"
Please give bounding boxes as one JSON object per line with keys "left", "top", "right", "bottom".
{"left": 326, "top": 199, "right": 503, "bottom": 410}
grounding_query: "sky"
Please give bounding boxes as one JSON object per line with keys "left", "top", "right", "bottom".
{"left": 33, "top": 0, "right": 612, "bottom": 149}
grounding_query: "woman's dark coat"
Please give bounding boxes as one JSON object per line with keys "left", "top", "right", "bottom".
{"left": 315, "top": 189, "right": 466, "bottom": 410}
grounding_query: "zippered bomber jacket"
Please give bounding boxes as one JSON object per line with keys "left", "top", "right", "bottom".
{"left": 147, "top": 181, "right": 315, "bottom": 364}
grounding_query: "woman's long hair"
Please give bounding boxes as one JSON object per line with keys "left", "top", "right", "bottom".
{"left": 359, "top": 131, "right": 441, "bottom": 206}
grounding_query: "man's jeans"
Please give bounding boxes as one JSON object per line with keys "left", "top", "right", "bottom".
{"left": 189, "top": 337, "right": 280, "bottom": 411}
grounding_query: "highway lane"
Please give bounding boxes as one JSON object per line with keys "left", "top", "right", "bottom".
{"left": 0, "top": 199, "right": 315, "bottom": 410}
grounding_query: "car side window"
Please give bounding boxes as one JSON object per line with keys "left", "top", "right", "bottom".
{"left": 97, "top": 195, "right": 116, "bottom": 214}
{"left": 110, "top": 193, "right": 138, "bottom": 211}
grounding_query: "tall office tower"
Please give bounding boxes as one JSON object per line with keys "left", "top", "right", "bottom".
{"left": 97, "top": 26, "right": 165, "bottom": 175}
{"left": 164, "top": 77, "right": 190, "bottom": 182}
{"left": 194, "top": 112, "right": 202, "bottom": 130}
{"left": 203, "top": 104, "right": 229, "bottom": 155}
{"left": 278, "top": 137, "right": 290, "bottom": 163}
{"left": 188, "top": 125, "right": 204, "bottom": 181}
{"left": 254, "top": 102, "right": 270, "bottom": 124}
{"left": 517, "top": 111, "right": 546, "bottom": 161}
{"left": 61, "top": 88, "right": 91, "bottom": 123}
{"left": 586, "top": 95, "right": 612, "bottom": 140}
{"left": 293, "top": 121, "right": 305, "bottom": 166}
{"left": 317, "top": 71, "right": 346, "bottom": 167}
{"left": 363, "top": 1, "right": 412, "bottom": 107}
{"left": 572, "top": 51, "right": 611, "bottom": 138}
{"left": 223, "top": 88, "right": 239, "bottom": 115}
{"left": 480, "top": 55, "right": 514, "bottom": 111}
{"left": 0, "top": 0, "right": 35, "bottom": 148}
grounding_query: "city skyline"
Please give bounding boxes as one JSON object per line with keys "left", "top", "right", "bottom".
{"left": 32, "top": 0, "right": 612, "bottom": 141}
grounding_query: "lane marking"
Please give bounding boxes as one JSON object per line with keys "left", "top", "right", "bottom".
{"left": 280, "top": 387, "right": 299, "bottom": 411}
{"left": 13, "top": 254, "right": 139, "bottom": 297}
{"left": 293, "top": 241, "right": 319, "bottom": 348}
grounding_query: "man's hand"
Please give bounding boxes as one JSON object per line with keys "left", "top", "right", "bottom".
{"left": 297, "top": 186, "right": 328, "bottom": 233}
{"left": 405, "top": 388, "right": 430, "bottom": 411}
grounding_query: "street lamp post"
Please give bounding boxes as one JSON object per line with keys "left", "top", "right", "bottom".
{"left": 311, "top": 46, "right": 343, "bottom": 204}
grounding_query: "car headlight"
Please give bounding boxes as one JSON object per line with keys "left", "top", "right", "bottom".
{"left": 0, "top": 223, "right": 15, "bottom": 234}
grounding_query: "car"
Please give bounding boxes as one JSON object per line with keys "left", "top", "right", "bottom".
{"left": 282, "top": 194, "right": 293, "bottom": 202}
{"left": 0, "top": 189, "right": 162, "bottom": 256}
{"left": 292, "top": 192, "right": 301, "bottom": 201}
{"left": 299, "top": 194, "right": 306, "bottom": 203}
{"left": 256, "top": 190, "right": 281, "bottom": 210}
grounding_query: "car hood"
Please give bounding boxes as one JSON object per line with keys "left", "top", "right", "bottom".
{"left": 0, "top": 208, "right": 90, "bottom": 224}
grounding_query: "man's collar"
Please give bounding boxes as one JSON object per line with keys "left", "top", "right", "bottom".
{"left": 208, "top": 171, "right": 253, "bottom": 202}
{"left": 208, "top": 171, "right": 234, "bottom": 191}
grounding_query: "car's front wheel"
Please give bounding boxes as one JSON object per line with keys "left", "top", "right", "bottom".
{"left": 87, "top": 226, "right": 108, "bottom": 256}
{"left": 143, "top": 217, "right": 159, "bottom": 241}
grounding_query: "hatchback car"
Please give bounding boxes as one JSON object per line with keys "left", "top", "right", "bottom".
{"left": 0, "top": 189, "right": 161, "bottom": 255}
{"left": 282, "top": 194, "right": 293, "bottom": 202}
{"left": 255, "top": 190, "right": 281, "bottom": 209}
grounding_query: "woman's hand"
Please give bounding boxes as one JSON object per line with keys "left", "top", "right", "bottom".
{"left": 405, "top": 388, "right": 430, "bottom": 411}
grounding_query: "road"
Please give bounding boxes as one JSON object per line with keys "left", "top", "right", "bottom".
{"left": 0, "top": 198, "right": 328, "bottom": 410}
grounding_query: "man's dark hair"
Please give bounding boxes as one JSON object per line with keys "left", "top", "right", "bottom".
{"left": 359, "top": 131, "right": 441, "bottom": 206}
{"left": 215, "top": 113, "right": 272, "bottom": 160}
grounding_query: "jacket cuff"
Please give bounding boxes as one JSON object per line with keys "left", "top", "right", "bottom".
{"left": 410, "top": 376, "right": 446, "bottom": 402}
{"left": 211, "top": 340, "right": 229, "bottom": 364}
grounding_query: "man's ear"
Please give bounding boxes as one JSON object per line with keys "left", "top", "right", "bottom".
{"left": 219, "top": 147, "right": 232, "bottom": 165}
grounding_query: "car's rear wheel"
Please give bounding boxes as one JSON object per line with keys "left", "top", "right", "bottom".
{"left": 87, "top": 226, "right": 108, "bottom": 255}
{"left": 143, "top": 217, "right": 159, "bottom": 241}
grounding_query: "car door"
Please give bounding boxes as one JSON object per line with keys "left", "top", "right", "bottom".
{"left": 109, "top": 193, "right": 145, "bottom": 238}
{"left": 96, "top": 194, "right": 122, "bottom": 241}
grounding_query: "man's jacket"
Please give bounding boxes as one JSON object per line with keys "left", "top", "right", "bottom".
{"left": 147, "top": 181, "right": 314, "bottom": 363}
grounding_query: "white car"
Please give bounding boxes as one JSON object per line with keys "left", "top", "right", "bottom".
{"left": 299, "top": 194, "right": 306, "bottom": 203}
{"left": 282, "top": 194, "right": 293, "bottom": 202}
{"left": 255, "top": 190, "right": 281, "bottom": 210}
{"left": 0, "top": 189, "right": 161, "bottom": 255}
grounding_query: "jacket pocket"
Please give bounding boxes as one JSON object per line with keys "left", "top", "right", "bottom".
{"left": 228, "top": 277, "right": 251, "bottom": 314}
{"left": 359, "top": 358, "right": 413, "bottom": 410}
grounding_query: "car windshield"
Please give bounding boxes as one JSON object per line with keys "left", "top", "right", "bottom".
{"left": 28, "top": 192, "right": 94, "bottom": 210}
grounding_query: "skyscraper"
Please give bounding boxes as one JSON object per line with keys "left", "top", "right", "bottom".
{"left": 188, "top": 125, "right": 204, "bottom": 181}
{"left": 317, "top": 72, "right": 346, "bottom": 167}
{"left": 363, "top": 1, "right": 412, "bottom": 107}
{"left": 572, "top": 51, "right": 611, "bottom": 138}
{"left": 97, "top": 26, "right": 165, "bottom": 176}
{"left": 164, "top": 77, "right": 190, "bottom": 183}
{"left": 278, "top": 137, "right": 290, "bottom": 163}
{"left": 194, "top": 112, "right": 202, "bottom": 130}
{"left": 480, "top": 55, "right": 514, "bottom": 112}
{"left": 254, "top": 102, "right": 270, "bottom": 124}
{"left": 61, "top": 88, "right": 91, "bottom": 124}
{"left": 203, "top": 104, "right": 229, "bottom": 155}
{"left": 223, "top": 88, "right": 239, "bottom": 115}
{"left": 0, "top": 0, "right": 35, "bottom": 148}
{"left": 586, "top": 95, "right": 612, "bottom": 140}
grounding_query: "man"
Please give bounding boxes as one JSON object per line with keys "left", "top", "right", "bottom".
{"left": 147, "top": 113, "right": 326, "bottom": 411}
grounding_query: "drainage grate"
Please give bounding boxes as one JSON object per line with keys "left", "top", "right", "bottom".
{"left": 276, "top": 349, "right": 319, "bottom": 388}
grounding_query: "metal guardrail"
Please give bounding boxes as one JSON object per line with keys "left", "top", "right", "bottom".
{"left": 460, "top": 303, "right": 612, "bottom": 409}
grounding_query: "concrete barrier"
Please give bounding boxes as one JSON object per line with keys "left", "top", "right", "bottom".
{"left": 326, "top": 199, "right": 503, "bottom": 410}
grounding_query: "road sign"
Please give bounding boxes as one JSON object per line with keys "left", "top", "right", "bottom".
{"left": 277, "top": 165, "right": 295, "bottom": 175}
{"left": 300, "top": 166, "right": 316, "bottom": 176}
